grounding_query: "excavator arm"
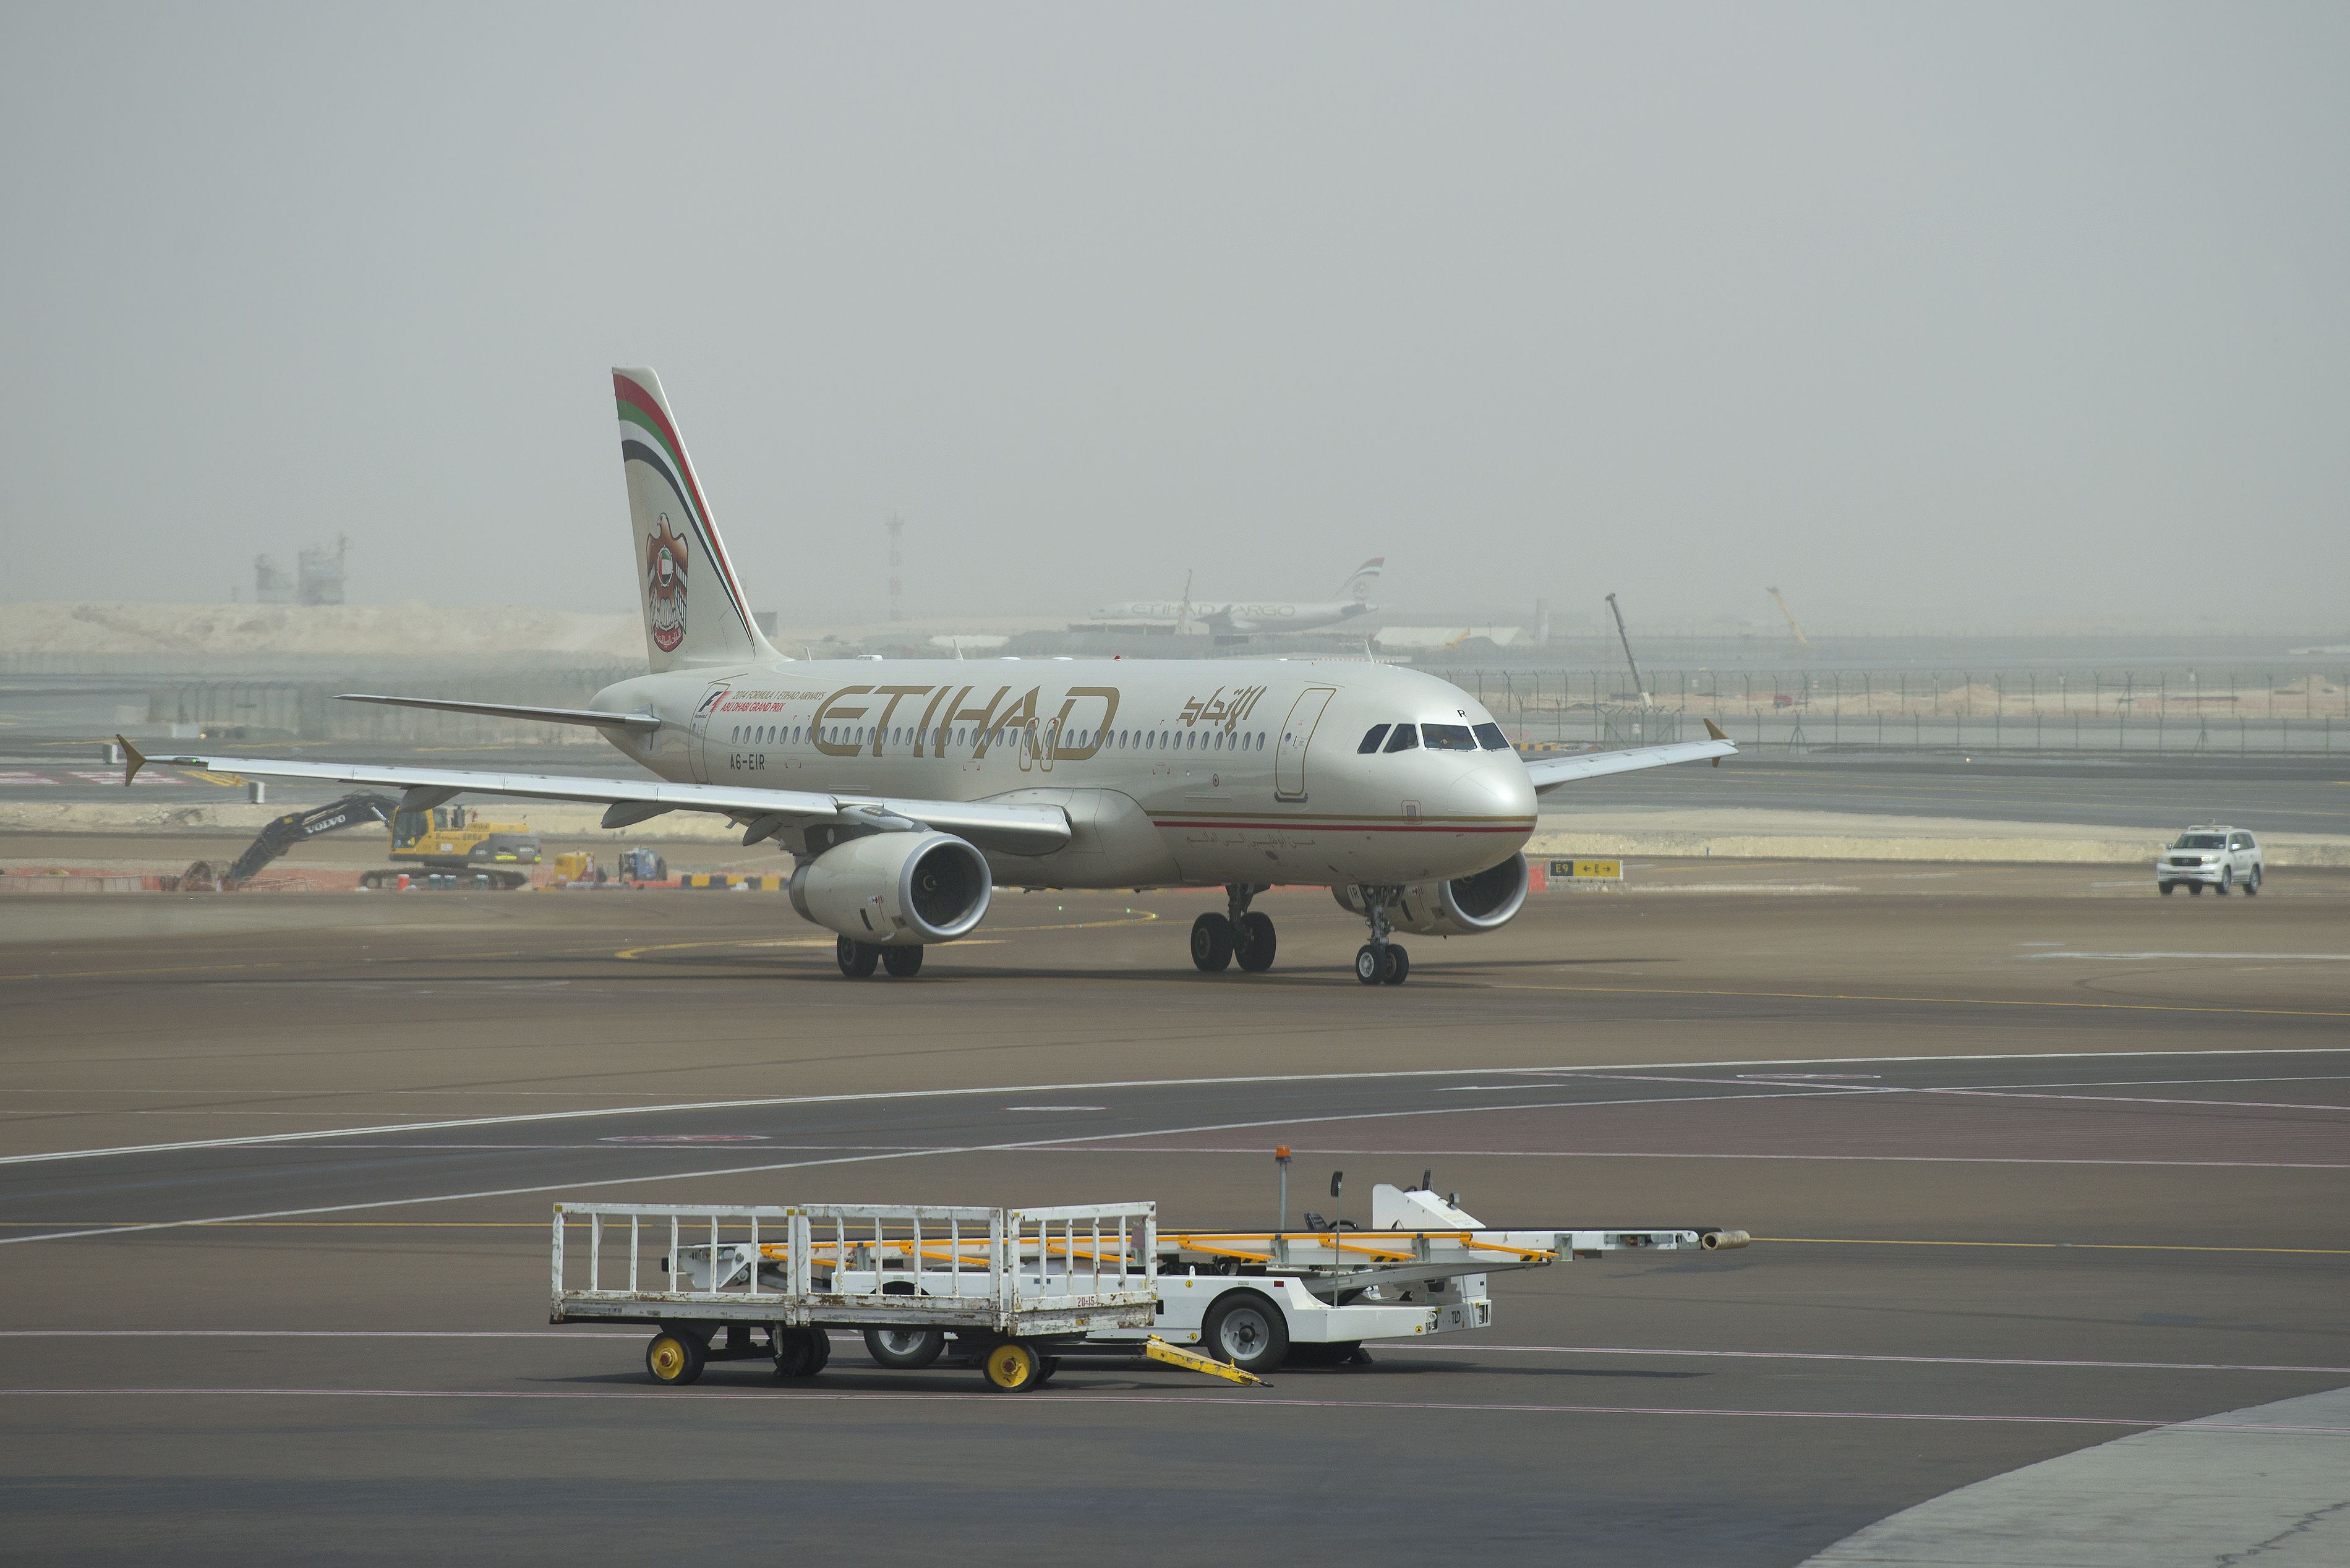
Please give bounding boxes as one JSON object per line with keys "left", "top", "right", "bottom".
{"left": 223, "top": 793, "right": 400, "bottom": 884}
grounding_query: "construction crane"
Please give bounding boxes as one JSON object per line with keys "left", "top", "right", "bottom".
{"left": 1766, "top": 586, "right": 1810, "bottom": 647}
{"left": 1603, "top": 592, "right": 1652, "bottom": 708}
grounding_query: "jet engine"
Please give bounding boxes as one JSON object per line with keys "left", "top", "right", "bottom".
{"left": 788, "top": 831, "right": 991, "bottom": 945}
{"left": 1334, "top": 851, "right": 1530, "bottom": 937}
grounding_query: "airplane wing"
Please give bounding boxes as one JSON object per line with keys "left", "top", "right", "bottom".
{"left": 337, "top": 694, "right": 662, "bottom": 731}
{"left": 118, "top": 739, "right": 1071, "bottom": 855}
{"left": 1521, "top": 721, "right": 1737, "bottom": 795}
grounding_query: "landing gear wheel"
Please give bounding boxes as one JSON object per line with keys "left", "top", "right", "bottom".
{"left": 863, "top": 1326, "right": 947, "bottom": 1368}
{"left": 881, "top": 945, "right": 925, "bottom": 978}
{"left": 980, "top": 1339, "right": 1045, "bottom": 1392}
{"left": 2158, "top": 882, "right": 2176, "bottom": 895}
{"left": 1202, "top": 1290, "right": 1290, "bottom": 1374}
{"left": 646, "top": 1327, "right": 706, "bottom": 1386}
{"left": 1191, "top": 913, "right": 1235, "bottom": 973}
{"left": 772, "top": 1326, "right": 830, "bottom": 1379}
{"left": 2246, "top": 866, "right": 2262, "bottom": 896}
{"left": 1234, "top": 911, "right": 1277, "bottom": 972}
{"left": 1380, "top": 944, "right": 1410, "bottom": 985}
{"left": 1355, "top": 944, "right": 1383, "bottom": 986}
{"left": 837, "top": 936, "right": 879, "bottom": 976}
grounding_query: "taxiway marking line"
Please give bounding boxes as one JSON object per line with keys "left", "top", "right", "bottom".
{"left": 2, "top": 1386, "right": 2345, "bottom": 1431}
{"left": 1757, "top": 1237, "right": 2350, "bottom": 1256}
{"left": 610, "top": 911, "right": 1159, "bottom": 961}
{"left": 1918, "top": 1087, "right": 2350, "bottom": 1114}
{"left": 1410, "top": 1344, "right": 2350, "bottom": 1375}
{"left": 4, "top": 1331, "right": 2341, "bottom": 1376}
{"left": 0, "top": 914, "right": 1161, "bottom": 982}
{"left": 1047, "top": 1145, "right": 2350, "bottom": 1170}
{"left": 3, "top": 1046, "right": 2344, "bottom": 1169}
{"left": 1486, "top": 981, "right": 2350, "bottom": 1021}
{"left": 0, "top": 1088, "right": 1870, "bottom": 1245}
{"left": 2017, "top": 952, "right": 2350, "bottom": 962}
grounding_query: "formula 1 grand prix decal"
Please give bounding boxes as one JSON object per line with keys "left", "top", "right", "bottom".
{"left": 646, "top": 516, "right": 690, "bottom": 652}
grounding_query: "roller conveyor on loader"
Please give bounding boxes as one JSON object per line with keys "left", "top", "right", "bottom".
{"left": 549, "top": 1178, "right": 1748, "bottom": 1390}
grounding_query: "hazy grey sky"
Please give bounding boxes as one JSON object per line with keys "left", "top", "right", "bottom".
{"left": 4, "top": 4, "right": 2344, "bottom": 630}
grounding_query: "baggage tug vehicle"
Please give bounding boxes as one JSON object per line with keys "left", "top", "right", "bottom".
{"left": 550, "top": 1181, "right": 1750, "bottom": 1390}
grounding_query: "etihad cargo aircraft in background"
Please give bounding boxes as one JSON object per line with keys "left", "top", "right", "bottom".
{"left": 1092, "top": 558, "right": 1385, "bottom": 637}
{"left": 127, "top": 369, "right": 1733, "bottom": 986}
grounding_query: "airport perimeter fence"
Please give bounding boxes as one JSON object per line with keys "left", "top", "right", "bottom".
{"left": 1458, "top": 667, "right": 2350, "bottom": 755}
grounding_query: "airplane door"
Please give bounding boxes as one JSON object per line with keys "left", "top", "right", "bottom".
{"left": 1274, "top": 686, "right": 1336, "bottom": 801}
{"left": 688, "top": 684, "right": 728, "bottom": 785}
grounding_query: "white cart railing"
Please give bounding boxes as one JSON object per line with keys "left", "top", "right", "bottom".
{"left": 550, "top": 1199, "right": 1158, "bottom": 1335}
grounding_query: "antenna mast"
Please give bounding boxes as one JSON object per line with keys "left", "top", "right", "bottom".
{"left": 886, "top": 517, "right": 905, "bottom": 621}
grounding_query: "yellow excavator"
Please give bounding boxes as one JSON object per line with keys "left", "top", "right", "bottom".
{"left": 357, "top": 803, "right": 542, "bottom": 889}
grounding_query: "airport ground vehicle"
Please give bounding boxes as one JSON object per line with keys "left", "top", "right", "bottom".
{"left": 354, "top": 803, "right": 540, "bottom": 890}
{"left": 2156, "top": 825, "right": 2263, "bottom": 896}
{"left": 552, "top": 847, "right": 670, "bottom": 886}
{"left": 549, "top": 1183, "right": 1748, "bottom": 1387}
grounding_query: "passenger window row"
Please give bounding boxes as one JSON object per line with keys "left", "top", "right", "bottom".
{"left": 1358, "top": 722, "right": 1512, "bottom": 754}
{"left": 724, "top": 723, "right": 1268, "bottom": 754}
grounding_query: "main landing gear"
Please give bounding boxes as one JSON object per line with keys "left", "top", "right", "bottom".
{"left": 1352, "top": 885, "right": 1409, "bottom": 986}
{"left": 837, "top": 935, "right": 925, "bottom": 978}
{"left": 1192, "top": 884, "right": 1276, "bottom": 974}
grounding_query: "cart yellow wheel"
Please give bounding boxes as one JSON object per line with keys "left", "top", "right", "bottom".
{"left": 646, "top": 1329, "right": 705, "bottom": 1386}
{"left": 981, "top": 1339, "right": 1041, "bottom": 1392}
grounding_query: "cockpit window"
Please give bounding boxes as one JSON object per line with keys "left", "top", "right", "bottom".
{"left": 1472, "top": 722, "right": 1509, "bottom": 751}
{"left": 1358, "top": 724, "right": 1391, "bottom": 754}
{"left": 1422, "top": 723, "right": 1477, "bottom": 751}
{"left": 1383, "top": 724, "right": 1419, "bottom": 754}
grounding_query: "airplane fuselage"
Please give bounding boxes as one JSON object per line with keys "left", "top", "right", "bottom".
{"left": 1092, "top": 599, "right": 1374, "bottom": 634}
{"left": 592, "top": 657, "right": 1536, "bottom": 889}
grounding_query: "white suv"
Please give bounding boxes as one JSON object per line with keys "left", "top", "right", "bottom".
{"left": 2156, "top": 826, "right": 2263, "bottom": 897}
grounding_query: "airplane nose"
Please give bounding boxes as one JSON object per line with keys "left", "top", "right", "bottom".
{"left": 1448, "top": 759, "right": 1537, "bottom": 824}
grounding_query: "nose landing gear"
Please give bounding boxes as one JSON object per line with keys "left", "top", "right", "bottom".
{"left": 1194, "top": 884, "right": 1276, "bottom": 974}
{"left": 1352, "top": 885, "right": 1409, "bottom": 986}
{"left": 837, "top": 936, "right": 926, "bottom": 978}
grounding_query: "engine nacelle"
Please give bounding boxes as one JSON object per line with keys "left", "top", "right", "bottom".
{"left": 1333, "top": 851, "right": 1530, "bottom": 937}
{"left": 788, "top": 831, "right": 991, "bottom": 945}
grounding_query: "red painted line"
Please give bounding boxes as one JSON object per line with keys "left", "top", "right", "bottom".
{"left": 10, "top": 1386, "right": 2343, "bottom": 1431}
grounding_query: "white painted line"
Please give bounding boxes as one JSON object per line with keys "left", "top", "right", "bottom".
{"left": 4, "top": 1382, "right": 2350, "bottom": 1438}
{"left": 2, "top": 1331, "right": 2334, "bottom": 1377}
{"left": 2018, "top": 952, "right": 2350, "bottom": 962}
{"left": 0, "top": 1329, "right": 637, "bottom": 1339}
{"left": 1025, "top": 1146, "right": 2350, "bottom": 1170}
{"left": 5, "top": 1046, "right": 2343, "bottom": 1189}
{"left": 1922, "top": 1087, "right": 2350, "bottom": 1114}
{"left": 16, "top": 1046, "right": 2335, "bottom": 1169}
{"left": 4, "top": 1386, "right": 2345, "bottom": 1431}
{"left": 1408, "top": 1344, "right": 2350, "bottom": 1376}
{"left": 0, "top": 1088, "right": 1868, "bottom": 1247}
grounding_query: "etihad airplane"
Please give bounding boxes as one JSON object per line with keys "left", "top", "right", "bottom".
{"left": 125, "top": 369, "right": 1733, "bottom": 985}
{"left": 1094, "top": 558, "right": 1384, "bottom": 637}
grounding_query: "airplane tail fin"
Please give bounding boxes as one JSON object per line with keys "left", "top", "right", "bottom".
{"left": 613, "top": 367, "right": 775, "bottom": 670}
{"left": 1337, "top": 556, "right": 1385, "bottom": 602}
